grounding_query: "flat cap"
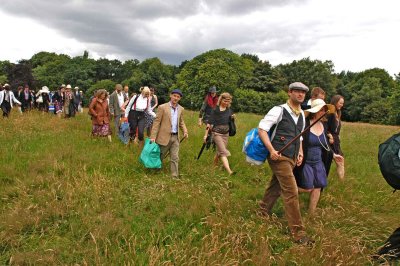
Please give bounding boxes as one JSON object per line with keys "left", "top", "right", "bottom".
{"left": 289, "top": 82, "right": 309, "bottom": 92}
{"left": 171, "top": 89, "right": 183, "bottom": 97}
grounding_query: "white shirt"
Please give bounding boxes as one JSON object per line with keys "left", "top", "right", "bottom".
{"left": 134, "top": 94, "right": 149, "bottom": 111}
{"left": 0, "top": 90, "right": 21, "bottom": 108}
{"left": 117, "top": 93, "right": 124, "bottom": 108}
{"left": 124, "top": 94, "right": 156, "bottom": 118}
{"left": 258, "top": 103, "right": 305, "bottom": 139}
{"left": 170, "top": 102, "right": 179, "bottom": 133}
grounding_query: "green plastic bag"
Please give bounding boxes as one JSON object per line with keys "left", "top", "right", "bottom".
{"left": 139, "top": 138, "right": 162, "bottom": 169}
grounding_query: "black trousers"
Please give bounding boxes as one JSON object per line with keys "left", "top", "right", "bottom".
{"left": 1, "top": 101, "right": 11, "bottom": 117}
{"left": 128, "top": 110, "right": 146, "bottom": 141}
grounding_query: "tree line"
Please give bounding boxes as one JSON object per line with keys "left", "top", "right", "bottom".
{"left": 1, "top": 49, "right": 399, "bottom": 124}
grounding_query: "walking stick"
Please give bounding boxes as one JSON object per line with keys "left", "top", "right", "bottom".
{"left": 278, "top": 110, "right": 330, "bottom": 154}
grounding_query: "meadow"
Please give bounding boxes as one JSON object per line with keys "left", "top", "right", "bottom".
{"left": 0, "top": 109, "right": 399, "bottom": 265}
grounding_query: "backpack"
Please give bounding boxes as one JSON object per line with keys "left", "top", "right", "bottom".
{"left": 375, "top": 227, "right": 400, "bottom": 260}
{"left": 242, "top": 105, "right": 305, "bottom": 165}
{"left": 378, "top": 133, "right": 400, "bottom": 190}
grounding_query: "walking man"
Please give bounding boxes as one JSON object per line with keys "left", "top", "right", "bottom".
{"left": 150, "top": 89, "right": 188, "bottom": 178}
{"left": 258, "top": 82, "right": 314, "bottom": 245}
{"left": 0, "top": 84, "right": 21, "bottom": 117}
{"left": 19, "top": 85, "right": 32, "bottom": 112}
{"left": 109, "top": 84, "right": 124, "bottom": 134}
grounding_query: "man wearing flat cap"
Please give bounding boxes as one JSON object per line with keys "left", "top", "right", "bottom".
{"left": 150, "top": 89, "right": 188, "bottom": 178}
{"left": 257, "top": 81, "right": 315, "bottom": 245}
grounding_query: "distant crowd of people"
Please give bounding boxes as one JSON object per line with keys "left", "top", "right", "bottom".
{"left": 0, "top": 83, "right": 84, "bottom": 118}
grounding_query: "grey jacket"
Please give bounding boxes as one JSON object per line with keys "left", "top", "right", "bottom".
{"left": 109, "top": 90, "right": 123, "bottom": 116}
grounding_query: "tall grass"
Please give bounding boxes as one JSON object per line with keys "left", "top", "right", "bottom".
{"left": 0, "top": 109, "right": 399, "bottom": 264}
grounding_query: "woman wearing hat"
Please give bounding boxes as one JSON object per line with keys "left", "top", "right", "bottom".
{"left": 89, "top": 89, "right": 112, "bottom": 142}
{"left": 36, "top": 86, "right": 51, "bottom": 112}
{"left": 63, "top": 84, "right": 76, "bottom": 118}
{"left": 294, "top": 99, "right": 343, "bottom": 215}
{"left": 198, "top": 86, "right": 218, "bottom": 126}
{"left": 204, "top": 92, "right": 235, "bottom": 175}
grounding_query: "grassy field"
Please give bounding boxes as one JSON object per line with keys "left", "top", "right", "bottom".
{"left": 0, "top": 109, "right": 399, "bottom": 265}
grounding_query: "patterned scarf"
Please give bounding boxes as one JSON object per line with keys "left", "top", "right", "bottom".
{"left": 286, "top": 100, "right": 301, "bottom": 116}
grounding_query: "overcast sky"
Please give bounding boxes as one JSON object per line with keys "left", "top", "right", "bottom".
{"left": 0, "top": 0, "right": 399, "bottom": 75}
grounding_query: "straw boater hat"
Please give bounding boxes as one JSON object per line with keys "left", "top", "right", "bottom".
{"left": 304, "top": 99, "right": 335, "bottom": 117}
{"left": 66, "top": 84, "right": 72, "bottom": 89}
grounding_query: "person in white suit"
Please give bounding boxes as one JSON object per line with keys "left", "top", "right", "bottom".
{"left": 0, "top": 84, "right": 21, "bottom": 117}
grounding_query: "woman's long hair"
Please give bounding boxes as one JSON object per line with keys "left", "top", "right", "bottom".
{"left": 330, "top": 95, "right": 344, "bottom": 120}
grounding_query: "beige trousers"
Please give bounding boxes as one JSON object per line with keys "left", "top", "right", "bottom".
{"left": 160, "top": 134, "right": 180, "bottom": 177}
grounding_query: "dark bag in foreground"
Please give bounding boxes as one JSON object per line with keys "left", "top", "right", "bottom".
{"left": 139, "top": 138, "right": 162, "bottom": 169}
{"left": 374, "top": 227, "right": 400, "bottom": 261}
{"left": 378, "top": 133, "right": 400, "bottom": 190}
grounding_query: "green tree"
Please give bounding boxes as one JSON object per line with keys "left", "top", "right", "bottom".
{"left": 86, "top": 79, "right": 116, "bottom": 97}
{"left": 95, "top": 58, "right": 122, "bottom": 82}
{"left": 0, "top": 60, "right": 12, "bottom": 84}
{"left": 64, "top": 56, "right": 96, "bottom": 92}
{"left": 115, "top": 59, "right": 140, "bottom": 82}
{"left": 276, "top": 57, "right": 338, "bottom": 97}
{"left": 32, "top": 54, "right": 70, "bottom": 90}
{"left": 8, "top": 60, "right": 35, "bottom": 89}
{"left": 30, "top": 51, "right": 65, "bottom": 68}
{"left": 176, "top": 49, "right": 253, "bottom": 109}
{"left": 346, "top": 77, "right": 383, "bottom": 122}
{"left": 240, "top": 57, "right": 286, "bottom": 93}
{"left": 356, "top": 68, "right": 395, "bottom": 97}
{"left": 123, "top": 58, "right": 176, "bottom": 103}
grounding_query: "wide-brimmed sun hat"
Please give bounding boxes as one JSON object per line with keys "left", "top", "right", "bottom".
{"left": 304, "top": 99, "right": 335, "bottom": 116}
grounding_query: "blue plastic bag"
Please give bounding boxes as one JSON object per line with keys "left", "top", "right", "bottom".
{"left": 242, "top": 128, "right": 271, "bottom": 165}
{"left": 118, "top": 121, "right": 130, "bottom": 145}
{"left": 139, "top": 138, "right": 162, "bottom": 169}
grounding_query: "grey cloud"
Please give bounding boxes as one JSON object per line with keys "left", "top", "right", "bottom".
{"left": 0, "top": 0, "right": 312, "bottom": 65}
{"left": 203, "top": 0, "right": 308, "bottom": 15}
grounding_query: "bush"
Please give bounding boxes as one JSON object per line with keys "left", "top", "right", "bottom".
{"left": 233, "top": 89, "right": 287, "bottom": 114}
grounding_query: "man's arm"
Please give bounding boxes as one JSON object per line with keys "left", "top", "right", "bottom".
{"left": 179, "top": 109, "right": 188, "bottom": 138}
{"left": 150, "top": 106, "right": 163, "bottom": 141}
{"left": 258, "top": 129, "right": 280, "bottom": 160}
{"left": 258, "top": 106, "right": 282, "bottom": 160}
{"left": 109, "top": 93, "right": 115, "bottom": 115}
